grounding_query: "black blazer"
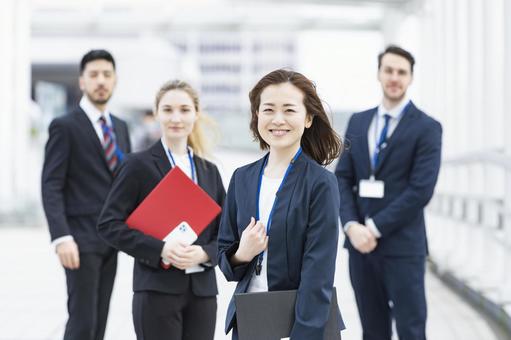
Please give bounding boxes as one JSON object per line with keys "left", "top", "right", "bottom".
{"left": 336, "top": 101, "right": 442, "bottom": 256}
{"left": 97, "top": 141, "right": 225, "bottom": 297}
{"left": 217, "top": 152, "right": 344, "bottom": 339}
{"left": 41, "top": 107, "right": 131, "bottom": 253}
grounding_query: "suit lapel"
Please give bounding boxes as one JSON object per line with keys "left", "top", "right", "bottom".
{"left": 248, "top": 155, "right": 268, "bottom": 218}
{"left": 111, "top": 115, "right": 127, "bottom": 152}
{"left": 268, "top": 152, "right": 307, "bottom": 235}
{"left": 265, "top": 153, "right": 306, "bottom": 286}
{"left": 151, "top": 141, "right": 172, "bottom": 177}
{"left": 75, "top": 108, "right": 110, "bottom": 171}
{"left": 361, "top": 109, "right": 376, "bottom": 175}
{"left": 374, "top": 101, "right": 419, "bottom": 174}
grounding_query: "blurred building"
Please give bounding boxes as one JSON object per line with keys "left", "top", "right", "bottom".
{"left": 170, "top": 31, "right": 297, "bottom": 148}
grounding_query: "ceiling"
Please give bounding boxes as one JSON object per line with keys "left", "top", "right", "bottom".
{"left": 31, "top": 0, "right": 421, "bottom": 36}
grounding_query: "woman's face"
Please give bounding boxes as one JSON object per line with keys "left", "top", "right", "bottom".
{"left": 155, "top": 89, "right": 198, "bottom": 143}
{"left": 257, "top": 82, "right": 312, "bottom": 152}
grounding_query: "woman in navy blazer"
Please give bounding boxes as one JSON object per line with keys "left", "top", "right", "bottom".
{"left": 218, "top": 69, "right": 345, "bottom": 339}
{"left": 98, "top": 80, "right": 225, "bottom": 340}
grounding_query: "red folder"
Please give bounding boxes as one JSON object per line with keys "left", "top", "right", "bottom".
{"left": 126, "top": 166, "right": 222, "bottom": 241}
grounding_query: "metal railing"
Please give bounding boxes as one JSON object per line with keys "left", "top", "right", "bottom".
{"left": 427, "top": 151, "right": 511, "bottom": 334}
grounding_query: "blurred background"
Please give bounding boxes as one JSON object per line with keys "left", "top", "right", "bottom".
{"left": 1, "top": 0, "right": 511, "bottom": 339}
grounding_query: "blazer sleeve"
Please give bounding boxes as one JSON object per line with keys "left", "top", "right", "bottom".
{"left": 200, "top": 165, "right": 226, "bottom": 268}
{"left": 335, "top": 115, "right": 362, "bottom": 226}
{"left": 41, "top": 119, "right": 71, "bottom": 241}
{"left": 372, "top": 120, "right": 442, "bottom": 237}
{"left": 217, "top": 169, "right": 252, "bottom": 281}
{"left": 97, "top": 156, "right": 165, "bottom": 269}
{"left": 291, "top": 173, "right": 340, "bottom": 339}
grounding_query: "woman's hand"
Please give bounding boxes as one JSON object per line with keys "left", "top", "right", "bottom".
{"left": 161, "top": 240, "right": 209, "bottom": 270}
{"left": 230, "top": 217, "right": 268, "bottom": 266}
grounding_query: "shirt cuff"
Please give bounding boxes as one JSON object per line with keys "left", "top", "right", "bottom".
{"left": 365, "top": 218, "right": 382, "bottom": 238}
{"left": 343, "top": 220, "right": 359, "bottom": 233}
{"left": 51, "top": 235, "right": 74, "bottom": 250}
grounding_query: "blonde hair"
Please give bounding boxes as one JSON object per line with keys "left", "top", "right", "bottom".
{"left": 154, "top": 80, "right": 218, "bottom": 158}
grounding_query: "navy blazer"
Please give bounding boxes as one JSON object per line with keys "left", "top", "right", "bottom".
{"left": 217, "top": 152, "right": 344, "bottom": 339}
{"left": 335, "top": 101, "right": 442, "bottom": 256}
{"left": 97, "top": 141, "right": 225, "bottom": 296}
{"left": 42, "top": 107, "right": 131, "bottom": 253}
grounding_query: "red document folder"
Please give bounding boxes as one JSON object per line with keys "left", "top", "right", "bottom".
{"left": 126, "top": 166, "right": 222, "bottom": 241}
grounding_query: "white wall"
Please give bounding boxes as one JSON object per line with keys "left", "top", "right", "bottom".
{"left": 0, "top": 0, "right": 31, "bottom": 216}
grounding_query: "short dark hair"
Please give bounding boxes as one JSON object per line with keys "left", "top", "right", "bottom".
{"left": 249, "top": 69, "right": 342, "bottom": 165}
{"left": 80, "top": 49, "right": 116, "bottom": 74}
{"left": 378, "top": 45, "right": 415, "bottom": 73}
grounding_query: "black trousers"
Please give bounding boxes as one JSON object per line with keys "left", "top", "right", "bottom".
{"left": 63, "top": 250, "right": 117, "bottom": 340}
{"left": 349, "top": 251, "right": 427, "bottom": 340}
{"left": 133, "top": 290, "right": 217, "bottom": 340}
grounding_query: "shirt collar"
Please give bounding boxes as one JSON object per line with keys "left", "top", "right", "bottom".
{"left": 377, "top": 96, "right": 410, "bottom": 119}
{"left": 79, "top": 95, "right": 112, "bottom": 126}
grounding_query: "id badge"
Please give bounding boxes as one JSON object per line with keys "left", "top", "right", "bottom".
{"left": 359, "top": 176, "right": 384, "bottom": 198}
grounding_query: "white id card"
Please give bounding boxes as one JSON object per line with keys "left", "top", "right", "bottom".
{"left": 359, "top": 177, "right": 384, "bottom": 198}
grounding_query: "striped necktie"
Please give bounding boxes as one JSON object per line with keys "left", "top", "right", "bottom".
{"left": 99, "top": 115, "right": 118, "bottom": 173}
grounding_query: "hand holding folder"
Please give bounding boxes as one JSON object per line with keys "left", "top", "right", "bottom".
{"left": 126, "top": 167, "right": 221, "bottom": 269}
{"left": 235, "top": 288, "right": 342, "bottom": 340}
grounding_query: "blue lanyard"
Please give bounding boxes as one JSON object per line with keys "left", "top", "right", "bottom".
{"left": 165, "top": 147, "right": 196, "bottom": 183}
{"left": 254, "top": 147, "right": 302, "bottom": 275}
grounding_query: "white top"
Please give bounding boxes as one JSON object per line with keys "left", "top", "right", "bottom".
{"left": 51, "top": 96, "right": 114, "bottom": 248}
{"left": 247, "top": 175, "right": 282, "bottom": 293}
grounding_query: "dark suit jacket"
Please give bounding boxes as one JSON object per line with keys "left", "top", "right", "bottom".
{"left": 97, "top": 141, "right": 225, "bottom": 297}
{"left": 217, "top": 152, "right": 344, "bottom": 339}
{"left": 42, "top": 107, "right": 131, "bottom": 253}
{"left": 335, "top": 101, "right": 442, "bottom": 256}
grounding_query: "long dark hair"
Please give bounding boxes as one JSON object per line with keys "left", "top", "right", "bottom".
{"left": 249, "top": 69, "right": 342, "bottom": 165}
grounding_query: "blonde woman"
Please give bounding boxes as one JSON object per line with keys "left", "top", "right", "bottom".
{"left": 98, "top": 80, "right": 225, "bottom": 340}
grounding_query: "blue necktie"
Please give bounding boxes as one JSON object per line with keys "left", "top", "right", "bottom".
{"left": 372, "top": 114, "right": 391, "bottom": 169}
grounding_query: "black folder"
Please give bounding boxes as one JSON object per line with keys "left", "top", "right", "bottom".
{"left": 234, "top": 288, "right": 342, "bottom": 340}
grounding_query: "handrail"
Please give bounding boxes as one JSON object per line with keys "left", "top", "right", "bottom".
{"left": 442, "top": 150, "right": 511, "bottom": 169}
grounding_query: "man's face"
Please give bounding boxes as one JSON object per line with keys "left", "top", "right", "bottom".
{"left": 377, "top": 53, "right": 413, "bottom": 103}
{"left": 79, "top": 59, "right": 116, "bottom": 106}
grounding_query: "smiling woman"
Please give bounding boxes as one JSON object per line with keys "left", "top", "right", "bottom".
{"left": 97, "top": 79, "right": 225, "bottom": 340}
{"left": 217, "top": 69, "right": 345, "bottom": 339}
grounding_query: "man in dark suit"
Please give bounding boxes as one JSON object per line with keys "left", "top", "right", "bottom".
{"left": 42, "top": 49, "right": 131, "bottom": 340}
{"left": 335, "top": 45, "right": 442, "bottom": 340}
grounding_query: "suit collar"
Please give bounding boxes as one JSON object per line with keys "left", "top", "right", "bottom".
{"left": 151, "top": 141, "right": 206, "bottom": 185}
{"left": 247, "top": 150, "right": 309, "bottom": 213}
{"left": 79, "top": 95, "right": 113, "bottom": 126}
{"left": 75, "top": 107, "right": 112, "bottom": 172}
{"left": 360, "top": 108, "right": 377, "bottom": 174}
{"left": 374, "top": 101, "right": 419, "bottom": 174}
{"left": 151, "top": 141, "right": 172, "bottom": 177}
{"left": 377, "top": 97, "right": 410, "bottom": 119}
